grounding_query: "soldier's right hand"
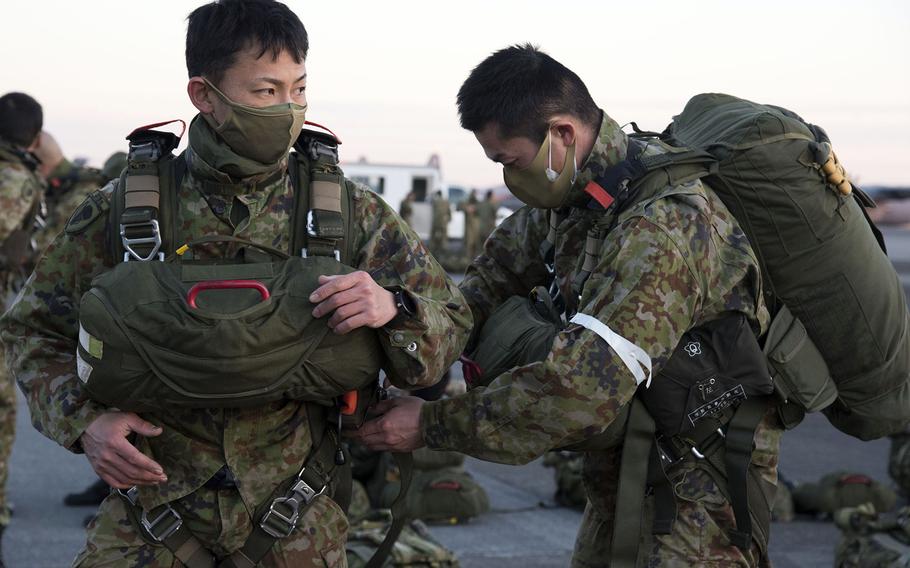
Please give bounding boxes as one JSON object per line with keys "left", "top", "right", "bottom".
{"left": 80, "top": 412, "right": 168, "bottom": 489}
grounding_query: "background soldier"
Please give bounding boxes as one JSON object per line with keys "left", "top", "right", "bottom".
{"left": 399, "top": 190, "right": 415, "bottom": 226}
{"left": 458, "top": 190, "right": 480, "bottom": 262}
{"left": 0, "top": 91, "right": 45, "bottom": 567}
{"left": 429, "top": 189, "right": 450, "bottom": 255}
{"left": 1, "top": 1, "right": 471, "bottom": 565}
{"left": 355, "top": 44, "right": 780, "bottom": 567}
{"left": 475, "top": 189, "right": 497, "bottom": 246}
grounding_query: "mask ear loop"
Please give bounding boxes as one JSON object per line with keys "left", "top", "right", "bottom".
{"left": 545, "top": 129, "right": 558, "bottom": 182}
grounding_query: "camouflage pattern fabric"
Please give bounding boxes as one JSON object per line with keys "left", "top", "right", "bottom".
{"left": 420, "top": 112, "right": 781, "bottom": 566}
{"left": 74, "top": 489, "right": 348, "bottom": 567}
{"left": 835, "top": 504, "right": 910, "bottom": 568}
{"left": 889, "top": 430, "right": 910, "bottom": 496}
{"left": 35, "top": 158, "right": 105, "bottom": 252}
{"left": 0, "top": 146, "right": 43, "bottom": 528}
{"left": 346, "top": 511, "right": 459, "bottom": 568}
{"left": 1, "top": 116, "right": 471, "bottom": 556}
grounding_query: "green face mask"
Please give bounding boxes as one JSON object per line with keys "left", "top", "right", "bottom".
{"left": 503, "top": 130, "right": 577, "bottom": 209}
{"left": 202, "top": 79, "right": 308, "bottom": 164}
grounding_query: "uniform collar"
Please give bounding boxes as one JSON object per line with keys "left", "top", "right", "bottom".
{"left": 564, "top": 111, "right": 629, "bottom": 209}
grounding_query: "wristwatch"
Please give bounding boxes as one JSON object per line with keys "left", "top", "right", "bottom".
{"left": 392, "top": 288, "right": 416, "bottom": 319}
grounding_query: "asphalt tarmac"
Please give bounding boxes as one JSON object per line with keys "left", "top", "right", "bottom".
{"left": 4, "top": 228, "right": 909, "bottom": 567}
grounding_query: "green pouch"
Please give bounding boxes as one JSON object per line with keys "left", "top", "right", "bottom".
{"left": 763, "top": 305, "right": 838, "bottom": 427}
{"left": 379, "top": 468, "right": 490, "bottom": 524}
{"left": 346, "top": 511, "right": 460, "bottom": 567}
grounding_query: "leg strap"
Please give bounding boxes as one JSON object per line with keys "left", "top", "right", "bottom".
{"left": 610, "top": 398, "right": 656, "bottom": 568}
{"left": 722, "top": 397, "right": 766, "bottom": 551}
{"left": 364, "top": 451, "right": 415, "bottom": 568}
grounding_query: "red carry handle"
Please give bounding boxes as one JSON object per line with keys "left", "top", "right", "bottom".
{"left": 339, "top": 391, "right": 358, "bottom": 416}
{"left": 187, "top": 280, "right": 270, "bottom": 309}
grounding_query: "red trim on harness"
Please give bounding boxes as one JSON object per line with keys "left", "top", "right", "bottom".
{"left": 304, "top": 121, "right": 342, "bottom": 144}
{"left": 128, "top": 119, "right": 187, "bottom": 140}
{"left": 584, "top": 181, "right": 614, "bottom": 209}
{"left": 340, "top": 391, "right": 358, "bottom": 416}
{"left": 459, "top": 355, "right": 483, "bottom": 387}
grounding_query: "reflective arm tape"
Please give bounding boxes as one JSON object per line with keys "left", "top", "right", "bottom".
{"left": 570, "top": 313, "right": 652, "bottom": 388}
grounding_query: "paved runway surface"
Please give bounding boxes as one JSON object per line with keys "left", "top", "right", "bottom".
{"left": 4, "top": 228, "right": 909, "bottom": 567}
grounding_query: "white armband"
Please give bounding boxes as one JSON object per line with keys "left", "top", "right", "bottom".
{"left": 570, "top": 313, "right": 652, "bottom": 388}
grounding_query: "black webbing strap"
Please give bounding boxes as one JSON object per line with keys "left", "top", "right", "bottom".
{"left": 723, "top": 397, "right": 766, "bottom": 551}
{"left": 364, "top": 451, "right": 415, "bottom": 568}
{"left": 610, "top": 397, "right": 656, "bottom": 568}
{"left": 648, "top": 442, "right": 676, "bottom": 535}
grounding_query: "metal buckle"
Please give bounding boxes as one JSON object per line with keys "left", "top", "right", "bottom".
{"left": 121, "top": 219, "right": 164, "bottom": 262}
{"left": 116, "top": 486, "right": 139, "bottom": 506}
{"left": 300, "top": 247, "right": 341, "bottom": 262}
{"left": 305, "top": 139, "right": 339, "bottom": 163}
{"left": 129, "top": 140, "right": 162, "bottom": 162}
{"left": 140, "top": 503, "right": 183, "bottom": 543}
{"left": 259, "top": 475, "right": 324, "bottom": 539}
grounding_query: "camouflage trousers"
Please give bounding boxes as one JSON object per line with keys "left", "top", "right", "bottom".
{"left": 74, "top": 487, "right": 349, "bottom": 567}
{"left": 0, "top": 276, "right": 16, "bottom": 527}
{"left": 572, "top": 444, "right": 777, "bottom": 568}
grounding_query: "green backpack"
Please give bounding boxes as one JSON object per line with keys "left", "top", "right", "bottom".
{"left": 662, "top": 93, "right": 910, "bottom": 440}
{"left": 793, "top": 472, "right": 897, "bottom": 516}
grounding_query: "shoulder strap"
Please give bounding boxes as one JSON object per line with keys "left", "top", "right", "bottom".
{"left": 289, "top": 128, "right": 355, "bottom": 264}
{"left": 109, "top": 120, "right": 185, "bottom": 263}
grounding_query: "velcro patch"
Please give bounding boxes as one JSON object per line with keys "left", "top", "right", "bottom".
{"left": 65, "top": 189, "right": 110, "bottom": 235}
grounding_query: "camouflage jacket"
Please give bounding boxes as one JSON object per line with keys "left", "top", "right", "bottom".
{"left": 35, "top": 158, "right": 106, "bottom": 252}
{"left": 0, "top": 141, "right": 43, "bottom": 273}
{"left": 1, "top": 121, "right": 472, "bottom": 512}
{"left": 421, "top": 112, "right": 778, "bottom": 476}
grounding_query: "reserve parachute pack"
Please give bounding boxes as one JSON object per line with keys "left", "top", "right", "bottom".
{"left": 75, "top": 119, "right": 384, "bottom": 413}
{"left": 70, "top": 119, "right": 410, "bottom": 568}
{"left": 661, "top": 93, "right": 910, "bottom": 440}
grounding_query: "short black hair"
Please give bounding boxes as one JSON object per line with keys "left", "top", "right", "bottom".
{"left": 457, "top": 44, "right": 600, "bottom": 142}
{"left": 186, "top": 0, "right": 309, "bottom": 83}
{"left": 0, "top": 92, "right": 43, "bottom": 148}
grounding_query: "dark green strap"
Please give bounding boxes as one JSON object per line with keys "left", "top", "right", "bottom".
{"left": 610, "top": 397, "right": 656, "bottom": 568}
{"left": 648, "top": 442, "right": 676, "bottom": 535}
{"left": 117, "top": 489, "right": 214, "bottom": 568}
{"left": 364, "top": 451, "right": 414, "bottom": 568}
{"left": 723, "top": 397, "right": 766, "bottom": 551}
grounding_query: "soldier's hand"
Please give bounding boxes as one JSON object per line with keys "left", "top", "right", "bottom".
{"left": 310, "top": 272, "right": 397, "bottom": 334}
{"left": 80, "top": 412, "right": 167, "bottom": 489}
{"left": 349, "top": 396, "right": 426, "bottom": 452}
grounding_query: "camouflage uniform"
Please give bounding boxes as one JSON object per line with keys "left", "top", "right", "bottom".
{"left": 429, "top": 195, "right": 450, "bottom": 255}
{"left": 35, "top": 158, "right": 105, "bottom": 253}
{"left": 458, "top": 195, "right": 480, "bottom": 262}
{"left": 1, "top": 117, "right": 472, "bottom": 566}
{"left": 0, "top": 140, "right": 44, "bottom": 529}
{"left": 420, "top": 113, "right": 781, "bottom": 567}
{"left": 475, "top": 197, "right": 496, "bottom": 246}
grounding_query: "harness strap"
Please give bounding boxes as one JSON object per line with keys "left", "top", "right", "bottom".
{"left": 364, "top": 452, "right": 415, "bottom": 568}
{"left": 648, "top": 442, "right": 676, "bottom": 535}
{"left": 610, "top": 397, "right": 656, "bottom": 568}
{"left": 723, "top": 397, "right": 767, "bottom": 551}
{"left": 290, "top": 133, "right": 348, "bottom": 262}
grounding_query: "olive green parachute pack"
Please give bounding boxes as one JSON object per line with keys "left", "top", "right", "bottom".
{"left": 346, "top": 511, "right": 460, "bottom": 568}
{"left": 463, "top": 93, "right": 910, "bottom": 566}
{"left": 835, "top": 504, "right": 910, "bottom": 568}
{"left": 67, "top": 120, "right": 407, "bottom": 568}
{"left": 793, "top": 472, "right": 897, "bottom": 517}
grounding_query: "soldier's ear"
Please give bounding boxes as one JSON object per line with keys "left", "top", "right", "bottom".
{"left": 187, "top": 77, "right": 216, "bottom": 115}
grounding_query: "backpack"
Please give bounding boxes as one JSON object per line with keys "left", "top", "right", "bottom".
{"left": 661, "top": 93, "right": 910, "bottom": 440}
{"left": 347, "top": 512, "right": 460, "bottom": 568}
{"left": 793, "top": 472, "right": 897, "bottom": 516}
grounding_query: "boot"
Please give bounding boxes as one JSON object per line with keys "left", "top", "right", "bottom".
{"left": 63, "top": 479, "right": 110, "bottom": 506}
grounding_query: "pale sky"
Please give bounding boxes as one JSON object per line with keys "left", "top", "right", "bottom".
{"left": 2, "top": 0, "right": 908, "bottom": 188}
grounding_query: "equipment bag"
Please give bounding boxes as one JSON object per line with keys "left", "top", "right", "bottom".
{"left": 347, "top": 511, "right": 460, "bottom": 568}
{"left": 793, "top": 472, "right": 897, "bottom": 516}
{"left": 835, "top": 504, "right": 910, "bottom": 568}
{"left": 379, "top": 467, "right": 490, "bottom": 525}
{"left": 661, "top": 93, "right": 910, "bottom": 440}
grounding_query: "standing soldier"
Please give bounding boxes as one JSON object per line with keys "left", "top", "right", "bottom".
{"left": 458, "top": 190, "right": 480, "bottom": 262}
{"left": 31, "top": 131, "right": 107, "bottom": 253}
{"left": 1, "top": 1, "right": 471, "bottom": 565}
{"left": 429, "top": 190, "right": 450, "bottom": 256}
{"left": 476, "top": 189, "right": 497, "bottom": 244}
{"left": 0, "top": 91, "right": 45, "bottom": 567}
{"left": 355, "top": 44, "right": 781, "bottom": 567}
{"left": 399, "top": 190, "right": 415, "bottom": 226}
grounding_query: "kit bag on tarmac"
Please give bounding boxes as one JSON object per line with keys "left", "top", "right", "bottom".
{"left": 661, "top": 93, "right": 910, "bottom": 440}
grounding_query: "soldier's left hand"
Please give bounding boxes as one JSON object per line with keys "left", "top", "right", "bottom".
{"left": 310, "top": 272, "right": 397, "bottom": 334}
{"left": 348, "top": 396, "right": 426, "bottom": 452}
